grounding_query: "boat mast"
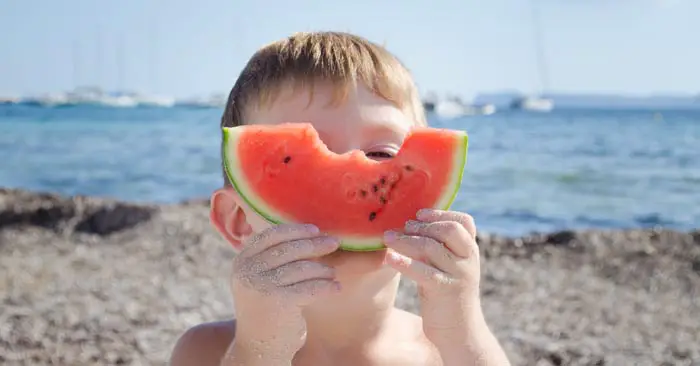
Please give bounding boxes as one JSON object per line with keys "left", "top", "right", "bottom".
{"left": 72, "top": 39, "right": 80, "bottom": 89}
{"left": 116, "top": 34, "right": 126, "bottom": 92}
{"left": 146, "top": 1, "right": 160, "bottom": 95}
{"left": 530, "top": 0, "right": 550, "bottom": 95}
{"left": 94, "top": 25, "right": 105, "bottom": 91}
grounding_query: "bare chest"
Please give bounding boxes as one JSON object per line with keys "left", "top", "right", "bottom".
{"left": 292, "top": 343, "right": 442, "bottom": 366}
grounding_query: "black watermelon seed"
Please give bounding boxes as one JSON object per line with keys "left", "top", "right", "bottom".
{"left": 379, "top": 177, "right": 386, "bottom": 185}
{"left": 368, "top": 212, "right": 377, "bottom": 221}
{"left": 404, "top": 165, "right": 414, "bottom": 171}
{"left": 360, "top": 190, "right": 367, "bottom": 197}
{"left": 372, "top": 185, "right": 378, "bottom": 193}
{"left": 379, "top": 196, "right": 387, "bottom": 205}
{"left": 283, "top": 156, "right": 292, "bottom": 164}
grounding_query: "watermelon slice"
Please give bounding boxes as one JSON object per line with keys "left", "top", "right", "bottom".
{"left": 222, "top": 123, "right": 468, "bottom": 251}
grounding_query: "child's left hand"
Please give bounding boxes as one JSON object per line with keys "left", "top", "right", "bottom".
{"left": 383, "top": 208, "right": 484, "bottom": 345}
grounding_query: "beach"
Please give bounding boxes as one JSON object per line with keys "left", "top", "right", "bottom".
{"left": 1, "top": 188, "right": 698, "bottom": 365}
{"left": 3, "top": 1, "right": 700, "bottom": 364}
{"left": 1, "top": 105, "right": 699, "bottom": 365}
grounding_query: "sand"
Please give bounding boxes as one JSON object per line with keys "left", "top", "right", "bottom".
{"left": 0, "top": 188, "right": 698, "bottom": 365}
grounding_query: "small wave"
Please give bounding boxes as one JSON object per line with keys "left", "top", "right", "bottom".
{"left": 497, "top": 209, "right": 567, "bottom": 226}
{"left": 629, "top": 148, "right": 674, "bottom": 159}
{"left": 556, "top": 173, "right": 583, "bottom": 184}
{"left": 568, "top": 145, "right": 611, "bottom": 157}
{"left": 37, "top": 176, "right": 81, "bottom": 191}
{"left": 573, "top": 215, "right": 627, "bottom": 228}
{"left": 633, "top": 213, "right": 677, "bottom": 227}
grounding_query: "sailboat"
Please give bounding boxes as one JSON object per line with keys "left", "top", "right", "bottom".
{"left": 21, "top": 93, "right": 73, "bottom": 107}
{"left": 133, "top": 14, "right": 175, "bottom": 108}
{"left": 511, "top": 0, "right": 554, "bottom": 112}
{"left": 59, "top": 34, "right": 135, "bottom": 108}
{"left": 423, "top": 92, "right": 497, "bottom": 118}
{"left": 511, "top": 96, "right": 553, "bottom": 112}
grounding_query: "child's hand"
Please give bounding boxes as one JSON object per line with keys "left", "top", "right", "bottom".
{"left": 228, "top": 223, "right": 341, "bottom": 360}
{"left": 383, "top": 209, "right": 483, "bottom": 345}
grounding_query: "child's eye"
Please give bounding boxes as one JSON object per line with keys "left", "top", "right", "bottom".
{"left": 365, "top": 151, "right": 394, "bottom": 160}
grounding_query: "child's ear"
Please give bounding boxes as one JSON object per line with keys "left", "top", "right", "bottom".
{"left": 210, "top": 187, "right": 252, "bottom": 252}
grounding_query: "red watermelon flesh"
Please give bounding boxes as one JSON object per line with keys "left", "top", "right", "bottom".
{"left": 222, "top": 123, "right": 468, "bottom": 251}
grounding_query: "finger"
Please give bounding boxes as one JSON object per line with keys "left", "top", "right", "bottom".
{"left": 241, "top": 223, "right": 321, "bottom": 257}
{"left": 416, "top": 209, "right": 476, "bottom": 239}
{"left": 282, "top": 279, "right": 342, "bottom": 306}
{"left": 264, "top": 260, "right": 336, "bottom": 286}
{"left": 383, "top": 231, "right": 458, "bottom": 273}
{"left": 404, "top": 220, "right": 474, "bottom": 258}
{"left": 254, "top": 236, "right": 340, "bottom": 271}
{"left": 384, "top": 250, "right": 454, "bottom": 286}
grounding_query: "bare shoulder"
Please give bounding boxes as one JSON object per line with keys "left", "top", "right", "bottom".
{"left": 169, "top": 319, "right": 237, "bottom": 366}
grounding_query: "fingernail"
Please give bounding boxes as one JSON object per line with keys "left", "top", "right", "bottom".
{"left": 384, "top": 230, "right": 399, "bottom": 243}
{"left": 320, "top": 236, "right": 339, "bottom": 246}
{"left": 305, "top": 224, "right": 320, "bottom": 233}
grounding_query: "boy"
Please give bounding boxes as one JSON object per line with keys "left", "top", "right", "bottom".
{"left": 170, "top": 31, "right": 510, "bottom": 366}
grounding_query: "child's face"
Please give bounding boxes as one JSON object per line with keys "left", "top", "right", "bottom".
{"left": 241, "top": 81, "right": 415, "bottom": 279}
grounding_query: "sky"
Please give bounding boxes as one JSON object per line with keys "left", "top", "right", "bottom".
{"left": 1, "top": 0, "right": 698, "bottom": 99}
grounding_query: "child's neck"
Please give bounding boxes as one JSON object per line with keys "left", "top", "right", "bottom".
{"left": 302, "top": 270, "right": 401, "bottom": 353}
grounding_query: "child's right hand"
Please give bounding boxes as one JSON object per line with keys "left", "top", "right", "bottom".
{"left": 227, "top": 223, "right": 341, "bottom": 360}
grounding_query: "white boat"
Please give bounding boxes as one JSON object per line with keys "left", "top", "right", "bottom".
{"left": 66, "top": 86, "right": 104, "bottom": 105}
{"left": 65, "top": 87, "right": 137, "bottom": 108}
{"left": 512, "top": 0, "right": 555, "bottom": 113}
{"left": 463, "top": 103, "right": 497, "bottom": 116}
{"left": 437, "top": 97, "right": 498, "bottom": 118}
{"left": 435, "top": 97, "right": 468, "bottom": 119}
{"left": 100, "top": 92, "right": 138, "bottom": 108}
{"left": 426, "top": 95, "right": 497, "bottom": 118}
{"left": 136, "top": 94, "right": 175, "bottom": 107}
{"left": 511, "top": 96, "right": 553, "bottom": 112}
{"left": 478, "top": 104, "right": 497, "bottom": 115}
{"left": 22, "top": 93, "right": 74, "bottom": 107}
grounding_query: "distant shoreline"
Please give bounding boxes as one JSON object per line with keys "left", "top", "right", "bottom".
{"left": 2, "top": 90, "right": 700, "bottom": 112}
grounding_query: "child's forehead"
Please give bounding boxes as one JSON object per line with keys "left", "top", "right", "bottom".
{"left": 247, "top": 81, "right": 416, "bottom": 131}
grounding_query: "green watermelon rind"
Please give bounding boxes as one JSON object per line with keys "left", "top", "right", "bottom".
{"left": 222, "top": 127, "right": 292, "bottom": 226}
{"left": 222, "top": 126, "right": 468, "bottom": 252}
{"left": 433, "top": 131, "right": 468, "bottom": 212}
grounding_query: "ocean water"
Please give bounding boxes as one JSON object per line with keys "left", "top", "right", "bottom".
{"left": 1, "top": 104, "right": 698, "bottom": 236}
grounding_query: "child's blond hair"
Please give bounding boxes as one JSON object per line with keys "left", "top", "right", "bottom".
{"left": 220, "top": 31, "right": 426, "bottom": 185}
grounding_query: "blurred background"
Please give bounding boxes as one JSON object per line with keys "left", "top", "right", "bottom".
{"left": 1, "top": 1, "right": 699, "bottom": 365}
{"left": 1, "top": 0, "right": 698, "bottom": 235}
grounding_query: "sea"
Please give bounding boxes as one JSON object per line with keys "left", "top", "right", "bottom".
{"left": 1, "top": 104, "right": 698, "bottom": 236}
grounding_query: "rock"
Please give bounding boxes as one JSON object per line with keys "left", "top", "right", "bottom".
{"left": 74, "top": 203, "right": 154, "bottom": 236}
{"left": 0, "top": 189, "right": 76, "bottom": 230}
{"left": 546, "top": 230, "right": 576, "bottom": 245}
{"left": 0, "top": 188, "right": 156, "bottom": 236}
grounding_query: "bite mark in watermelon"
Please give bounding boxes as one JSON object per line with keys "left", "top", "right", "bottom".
{"left": 222, "top": 123, "right": 468, "bottom": 251}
